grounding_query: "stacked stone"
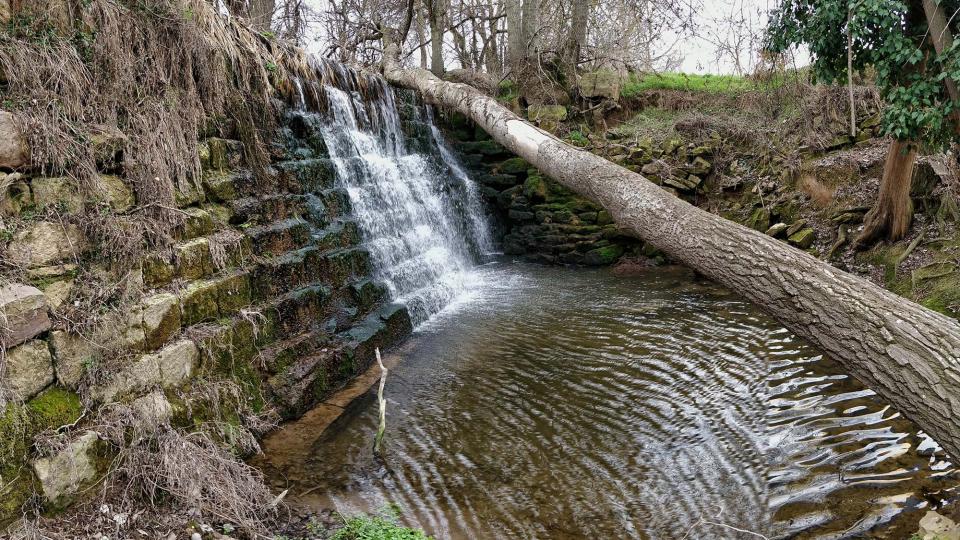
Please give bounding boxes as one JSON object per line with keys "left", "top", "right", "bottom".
{"left": 0, "top": 109, "right": 412, "bottom": 525}
{"left": 450, "top": 128, "right": 642, "bottom": 266}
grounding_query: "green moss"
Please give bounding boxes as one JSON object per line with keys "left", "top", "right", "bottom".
{"left": 620, "top": 72, "right": 757, "bottom": 98}
{"left": 27, "top": 388, "right": 83, "bottom": 428}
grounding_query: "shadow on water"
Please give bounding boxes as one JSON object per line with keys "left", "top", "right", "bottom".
{"left": 256, "top": 261, "right": 957, "bottom": 539}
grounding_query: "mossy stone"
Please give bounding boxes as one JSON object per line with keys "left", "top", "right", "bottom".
{"left": 498, "top": 157, "right": 530, "bottom": 176}
{"left": 787, "top": 228, "right": 816, "bottom": 249}
{"left": 180, "top": 279, "right": 221, "bottom": 326}
{"left": 584, "top": 245, "right": 625, "bottom": 266}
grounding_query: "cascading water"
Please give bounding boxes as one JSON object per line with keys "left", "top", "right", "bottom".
{"left": 302, "top": 63, "right": 492, "bottom": 325}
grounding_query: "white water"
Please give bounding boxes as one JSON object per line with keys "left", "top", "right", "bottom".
{"left": 315, "top": 65, "right": 492, "bottom": 325}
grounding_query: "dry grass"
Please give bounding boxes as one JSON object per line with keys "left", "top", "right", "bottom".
{"left": 798, "top": 173, "right": 836, "bottom": 207}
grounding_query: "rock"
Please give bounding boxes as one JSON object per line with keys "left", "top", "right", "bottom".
{"left": 788, "top": 228, "right": 816, "bottom": 249}
{"left": 89, "top": 125, "right": 126, "bottom": 170}
{"left": 765, "top": 223, "right": 788, "bottom": 238}
{"left": 7, "top": 221, "right": 86, "bottom": 267}
{"left": 129, "top": 391, "right": 173, "bottom": 431}
{"left": 917, "top": 511, "right": 960, "bottom": 540}
{"left": 0, "top": 111, "right": 29, "bottom": 170}
{"left": 41, "top": 279, "right": 73, "bottom": 310}
{"left": 640, "top": 162, "right": 663, "bottom": 176}
{"left": 786, "top": 219, "right": 808, "bottom": 237}
{"left": 93, "top": 339, "right": 198, "bottom": 403}
{"left": 584, "top": 245, "right": 625, "bottom": 266}
{"left": 578, "top": 70, "right": 623, "bottom": 100}
{"left": 32, "top": 431, "right": 102, "bottom": 505}
{"left": 3, "top": 340, "right": 54, "bottom": 399}
{"left": 0, "top": 1, "right": 10, "bottom": 23}
{"left": 497, "top": 157, "right": 530, "bottom": 176}
{"left": 527, "top": 105, "right": 567, "bottom": 131}
{"left": 99, "top": 175, "right": 135, "bottom": 211}
{"left": 141, "top": 293, "right": 181, "bottom": 350}
{"left": 156, "top": 339, "right": 199, "bottom": 387}
{"left": 747, "top": 208, "right": 771, "bottom": 232}
{"left": 30, "top": 177, "right": 84, "bottom": 214}
{"left": 660, "top": 138, "right": 682, "bottom": 156}
{"left": 597, "top": 210, "right": 613, "bottom": 225}
{"left": 832, "top": 211, "right": 864, "bottom": 224}
{"left": 663, "top": 175, "right": 702, "bottom": 192}
{"left": 718, "top": 175, "right": 745, "bottom": 192}
{"left": 49, "top": 330, "right": 97, "bottom": 388}
{"left": 687, "top": 156, "right": 712, "bottom": 176}
{"left": 0, "top": 173, "right": 31, "bottom": 216}
{"left": 0, "top": 284, "right": 51, "bottom": 348}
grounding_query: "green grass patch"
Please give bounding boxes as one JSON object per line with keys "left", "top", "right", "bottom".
{"left": 620, "top": 72, "right": 755, "bottom": 98}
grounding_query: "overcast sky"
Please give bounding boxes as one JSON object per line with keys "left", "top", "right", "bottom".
{"left": 302, "top": 0, "right": 809, "bottom": 75}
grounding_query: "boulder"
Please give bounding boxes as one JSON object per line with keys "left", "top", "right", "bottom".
{"left": 99, "top": 175, "right": 135, "bottom": 211}
{"left": 0, "top": 111, "right": 29, "bottom": 170}
{"left": 3, "top": 340, "right": 54, "bottom": 399}
{"left": 0, "top": 173, "right": 31, "bottom": 216}
{"left": 49, "top": 330, "right": 97, "bottom": 388}
{"left": 786, "top": 219, "right": 808, "bottom": 237}
{"left": 31, "top": 177, "right": 84, "bottom": 214}
{"left": 578, "top": 70, "right": 623, "bottom": 100}
{"left": 0, "top": 284, "right": 51, "bottom": 348}
{"left": 765, "top": 223, "right": 789, "bottom": 238}
{"left": 917, "top": 511, "right": 960, "bottom": 540}
{"left": 41, "top": 279, "right": 73, "bottom": 310}
{"left": 7, "top": 221, "right": 86, "bottom": 267}
{"left": 788, "top": 228, "right": 816, "bottom": 249}
{"left": 687, "top": 156, "right": 712, "bottom": 176}
{"left": 129, "top": 391, "right": 173, "bottom": 432}
{"left": 527, "top": 105, "right": 567, "bottom": 132}
{"left": 32, "top": 431, "right": 102, "bottom": 505}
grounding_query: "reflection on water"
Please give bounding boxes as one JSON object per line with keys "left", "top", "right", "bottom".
{"left": 259, "top": 262, "right": 957, "bottom": 539}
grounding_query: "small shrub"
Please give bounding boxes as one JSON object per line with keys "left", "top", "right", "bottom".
{"left": 332, "top": 508, "right": 432, "bottom": 540}
{"left": 568, "top": 130, "right": 589, "bottom": 147}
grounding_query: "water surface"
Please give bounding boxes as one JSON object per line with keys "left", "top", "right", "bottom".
{"left": 261, "top": 262, "right": 956, "bottom": 539}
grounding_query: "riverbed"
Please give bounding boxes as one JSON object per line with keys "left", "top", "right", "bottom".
{"left": 257, "top": 261, "right": 957, "bottom": 539}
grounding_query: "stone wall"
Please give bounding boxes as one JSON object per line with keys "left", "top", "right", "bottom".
{"left": 440, "top": 114, "right": 651, "bottom": 266}
{"left": 0, "top": 109, "right": 412, "bottom": 525}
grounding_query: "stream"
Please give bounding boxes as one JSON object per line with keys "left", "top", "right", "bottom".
{"left": 259, "top": 261, "right": 957, "bottom": 539}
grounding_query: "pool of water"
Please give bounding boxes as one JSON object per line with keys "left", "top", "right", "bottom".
{"left": 258, "top": 261, "right": 957, "bottom": 539}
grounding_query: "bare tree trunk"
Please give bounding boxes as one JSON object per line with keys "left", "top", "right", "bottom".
{"left": 564, "top": 0, "right": 589, "bottom": 83}
{"left": 416, "top": 0, "right": 429, "bottom": 69}
{"left": 505, "top": 0, "right": 523, "bottom": 75}
{"left": 521, "top": 0, "right": 539, "bottom": 52}
{"left": 856, "top": 139, "right": 917, "bottom": 247}
{"left": 426, "top": 0, "right": 446, "bottom": 75}
{"left": 381, "top": 47, "right": 960, "bottom": 460}
{"left": 847, "top": 8, "right": 856, "bottom": 137}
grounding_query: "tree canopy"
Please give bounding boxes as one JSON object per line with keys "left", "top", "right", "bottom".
{"left": 767, "top": 0, "right": 960, "bottom": 148}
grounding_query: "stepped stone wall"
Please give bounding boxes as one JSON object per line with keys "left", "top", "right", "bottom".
{"left": 0, "top": 108, "right": 412, "bottom": 525}
{"left": 440, "top": 114, "right": 651, "bottom": 266}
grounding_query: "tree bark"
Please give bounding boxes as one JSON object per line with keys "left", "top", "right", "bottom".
{"left": 426, "top": 0, "right": 446, "bottom": 75}
{"left": 505, "top": 0, "right": 523, "bottom": 75}
{"left": 564, "top": 0, "right": 590, "bottom": 83}
{"left": 381, "top": 46, "right": 960, "bottom": 459}
{"left": 856, "top": 139, "right": 917, "bottom": 247}
{"left": 520, "top": 0, "right": 539, "bottom": 53}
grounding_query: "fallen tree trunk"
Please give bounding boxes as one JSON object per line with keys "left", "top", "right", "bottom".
{"left": 382, "top": 45, "right": 960, "bottom": 458}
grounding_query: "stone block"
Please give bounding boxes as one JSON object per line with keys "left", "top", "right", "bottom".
{"left": 7, "top": 221, "right": 86, "bottom": 267}
{"left": 49, "top": 330, "right": 97, "bottom": 388}
{"left": 179, "top": 279, "right": 220, "bottom": 326}
{"left": 155, "top": 339, "right": 199, "bottom": 387}
{"left": 216, "top": 271, "right": 252, "bottom": 316}
{"left": 141, "top": 293, "right": 181, "bottom": 350}
{"left": 0, "top": 284, "right": 50, "bottom": 348}
{"left": 31, "top": 177, "right": 83, "bottom": 213}
{"left": 3, "top": 339, "right": 54, "bottom": 399}
{"left": 174, "top": 238, "right": 213, "bottom": 280}
{"left": 0, "top": 173, "right": 31, "bottom": 216}
{"left": 0, "top": 111, "right": 29, "bottom": 170}
{"left": 32, "top": 431, "right": 102, "bottom": 506}
{"left": 99, "top": 175, "right": 135, "bottom": 211}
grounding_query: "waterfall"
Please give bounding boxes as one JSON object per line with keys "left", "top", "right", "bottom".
{"left": 310, "top": 63, "right": 492, "bottom": 325}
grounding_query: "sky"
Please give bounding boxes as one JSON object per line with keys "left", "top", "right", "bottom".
{"left": 302, "top": 0, "right": 809, "bottom": 75}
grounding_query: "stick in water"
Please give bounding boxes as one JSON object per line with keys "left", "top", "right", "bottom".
{"left": 373, "top": 348, "right": 387, "bottom": 457}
